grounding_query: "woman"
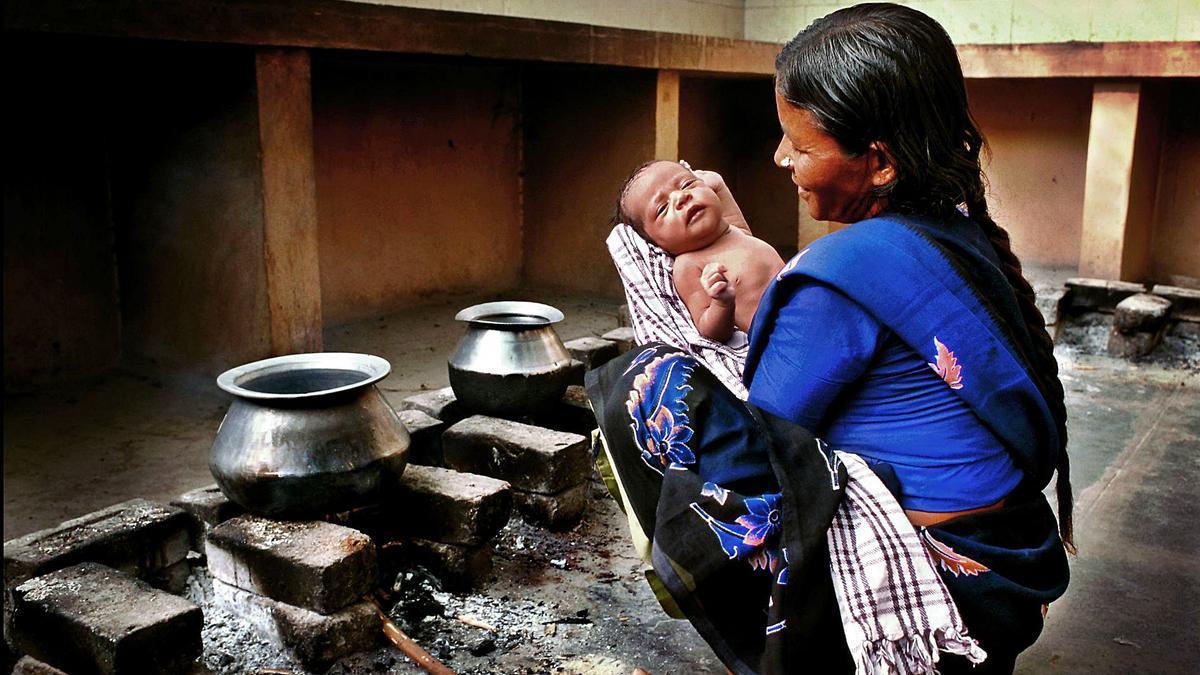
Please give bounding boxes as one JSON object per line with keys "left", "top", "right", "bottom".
{"left": 588, "top": 4, "right": 1070, "bottom": 674}
{"left": 752, "top": 5, "right": 1072, "bottom": 671}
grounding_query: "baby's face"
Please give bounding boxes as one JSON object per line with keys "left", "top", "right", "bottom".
{"left": 623, "top": 161, "right": 727, "bottom": 256}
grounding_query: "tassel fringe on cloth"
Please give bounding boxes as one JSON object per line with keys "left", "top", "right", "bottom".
{"left": 606, "top": 222, "right": 986, "bottom": 673}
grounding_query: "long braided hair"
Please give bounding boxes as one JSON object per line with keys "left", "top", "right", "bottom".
{"left": 775, "top": 2, "right": 1074, "bottom": 551}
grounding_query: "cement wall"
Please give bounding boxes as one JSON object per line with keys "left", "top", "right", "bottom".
{"left": 521, "top": 66, "right": 657, "bottom": 298}
{"left": 345, "top": 0, "right": 1196, "bottom": 45}
{"left": 351, "top": 0, "right": 746, "bottom": 38}
{"left": 108, "top": 45, "right": 272, "bottom": 372}
{"left": 679, "top": 77, "right": 799, "bottom": 258}
{"left": 967, "top": 78, "right": 1094, "bottom": 269}
{"left": 4, "top": 38, "right": 273, "bottom": 388}
{"left": 1151, "top": 80, "right": 1200, "bottom": 285}
{"left": 312, "top": 56, "right": 524, "bottom": 325}
{"left": 744, "top": 0, "right": 1197, "bottom": 45}
{"left": 3, "top": 36, "right": 122, "bottom": 389}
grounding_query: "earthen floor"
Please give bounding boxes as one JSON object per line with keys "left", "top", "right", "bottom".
{"left": 4, "top": 288, "right": 1198, "bottom": 673}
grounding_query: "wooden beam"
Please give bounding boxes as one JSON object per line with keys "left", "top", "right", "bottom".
{"left": 1079, "top": 82, "right": 1164, "bottom": 281}
{"left": 655, "top": 71, "right": 681, "bottom": 161}
{"left": 255, "top": 48, "right": 323, "bottom": 355}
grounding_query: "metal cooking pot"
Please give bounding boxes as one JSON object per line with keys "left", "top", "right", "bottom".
{"left": 447, "top": 301, "right": 573, "bottom": 417}
{"left": 210, "top": 352, "right": 409, "bottom": 518}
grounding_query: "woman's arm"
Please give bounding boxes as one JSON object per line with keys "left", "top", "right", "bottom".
{"left": 693, "top": 169, "right": 751, "bottom": 235}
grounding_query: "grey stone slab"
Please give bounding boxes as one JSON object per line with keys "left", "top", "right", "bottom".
{"left": 11, "top": 563, "right": 202, "bottom": 675}
{"left": 1112, "top": 293, "right": 1172, "bottom": 333}
{"left": 563, "top": 336, "right": 620, "bottom": 369}
{"left": 393, "top": 465, "right": 512, "bottom": 546}
{"left": 205, "top": 516, "right": 377, "bottom": 614}
{"left": 4, "top": 498, "right": 191, "bottom": 592}
{"left": 398, "top": 408, "right": 446, "bottom": 467}
{"left": 600, "top": 327, "right": 636, "bottom": 353}
{"left": 1151, "top": 284, "right": 1200, "bottom": 320}
{"left": 211, "top": 578, "right": 378, "bottom": 670}
{"left": 514, "top": 483, "right": 589, "bottom": 531}
{"left": 442, "top": 416, "right": 590, "bottom": 493}
{"left": 1065, "top": 278, "right": 1148, "bottom": 312}
{"left": 400, "top": 387, "right": 465, "bottom": 424}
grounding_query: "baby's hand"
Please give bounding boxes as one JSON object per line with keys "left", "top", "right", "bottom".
{"left": 701, "top": 262, "right": 735, "bottom": 304}
{"left": 691, "top": 169, "right": 728, "bottom": 197}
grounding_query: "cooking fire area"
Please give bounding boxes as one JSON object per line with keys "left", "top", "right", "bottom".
{"left": 4, "top": 300, "right": 725, "bottom": 674}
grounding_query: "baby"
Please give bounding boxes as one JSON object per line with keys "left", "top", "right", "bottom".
{"left": 617, "top": 160, "right": 785, "bottom": 343}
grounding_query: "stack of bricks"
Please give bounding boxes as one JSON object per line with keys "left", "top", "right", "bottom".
{"left": 205, "top": 516, "right": 382, "bottom": 669}
{"left": 3, "top": 498, "right": 202, "bottom": 673}
{"left": 394, "top": 331, "right": 629, "bottom": 533}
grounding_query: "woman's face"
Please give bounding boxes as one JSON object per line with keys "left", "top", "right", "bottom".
{"left": 773, "top": 91, "right": 887, "bottom": 224}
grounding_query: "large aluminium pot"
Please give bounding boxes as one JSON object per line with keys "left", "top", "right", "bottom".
{"left": 447, "top": 301, "right": 573, "bottom": 417}
{"left": 210, "top": 352, "right": 409, "bottom": 518}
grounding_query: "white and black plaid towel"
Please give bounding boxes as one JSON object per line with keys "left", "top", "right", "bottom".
{"left": 606, "top": 223, "right": 749, "bottom": 398}
{"left": 606, "top": 222, "right": 986, "bottom": 674}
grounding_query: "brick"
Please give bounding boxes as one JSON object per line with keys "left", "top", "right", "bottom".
{"left": 400, "top": 387, "right": 465, "bottom": 424}
{"left": 171, "top": 484, "right": 245, "bottom": 554}
{"left": 563, "top": 336, "right": 620, "bottom": 369}
{"left": 393, "top": 538, "right": 492, "bottom": 591}
{"left": 211, "top": 578, "right": 378, "bottom": 669}
{"left": 1112, "top": 293, "right": 1172, "bottom": 333}
{"left": 442, "top": 416, "right": 590, "bottom": 493}
{"left": 601, "top": 326, "right": 637, "bottom": 353}
{"left": 1107, "top": 329, "right": 1163, "bottom": 358}
{"left": 618, "top": 303, "right": 632, "bottom": 328}
{"left": 513, "top": 483, "right": 589, "bottom": 531}
{"left": 1065, "top": 277, "right": 1147, "bottom": 311}
{"left": 399, "top": 408, "right": 446, "bottom": 466}
{"left": 393, "top": 465, "right": 512, "bottom": 545}
{"left": 4, "top": 498, "right": 191, "bottom": 593}
{"left": 205, "top": 516, "right": 377, "bottom": 614}
{"left": 11, "top": 563, "right": 201, "bottom": 674}
{"left": 11, "top": 656, "right": 68, "bottom": 675}
{"left": 147, "top": 559, "right": 192, "bottom": 596}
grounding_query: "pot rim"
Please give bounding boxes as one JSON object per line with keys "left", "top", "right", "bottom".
{"left": 216, "top": 352, "right": 391, "bottom": 400}
{"left": 454, "top": 300, "right": 564, "bottom": 328}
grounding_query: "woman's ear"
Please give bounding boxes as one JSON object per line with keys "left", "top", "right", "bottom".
{"left": 866, "top": 141, "right": 896, "bottom": 187}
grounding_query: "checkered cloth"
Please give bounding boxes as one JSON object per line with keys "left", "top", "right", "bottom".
{"left": 606, "top": 222, "right": 986, "bottom": 673}
{"left": 831, "top": 452, "right": 987, "bottom": 673}
{"left": 606, "top": 223, "right": 748, "bottom": 398}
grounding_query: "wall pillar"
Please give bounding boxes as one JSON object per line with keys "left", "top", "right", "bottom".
{"left": 655, "top": 70, "right": 680, "bottom": 160}
{"left": 255, "top": 48, "right": 323, "bottom": 355}
{"left": 1079, "top": 82, "right": 1163, "bottom": 281}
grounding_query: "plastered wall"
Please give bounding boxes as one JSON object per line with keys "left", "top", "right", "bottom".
{"left": 744, "top": 1, "right": 1198, "bottom": 45}
{"left": 3, "top": 36, "right": 121, "bottom": 389}
{"left": 1151, "top": 80, "right": 1200, "bottom": 284}
{"left": 521, "top": 66, "right": 658, "bottom": 297}
{"left": 352, "top": 0, "right": 745, "bottom": 38}
{"left": 109, "top": 46, "right": 273, "bottom": 371}
{"left": 966, "top": 78, "right": 1094, "bottom": 269}
{"left": 346, "top": 0, "right": 1197, "bottom": 45}
{"left": 312, "top": 56, "right": 524, "bottom": 324}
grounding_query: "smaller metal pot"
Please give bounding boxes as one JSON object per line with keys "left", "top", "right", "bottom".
{"left": 448, "top": 301, "right": 573, "bottom": 417}
{"left": 210, "top": 352, "right": 409, "bottom": 518}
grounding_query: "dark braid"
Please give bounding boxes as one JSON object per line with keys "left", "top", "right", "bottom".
{"left": 776, "top": 2, "right": 1074, "bottom": 551}
{"left": 965, "top": 194, "right": 1075, "bottom": 553}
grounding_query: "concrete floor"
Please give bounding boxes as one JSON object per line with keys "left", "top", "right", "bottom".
{"left": 4, "top": 288, "right": 1199, "bottom": 673}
